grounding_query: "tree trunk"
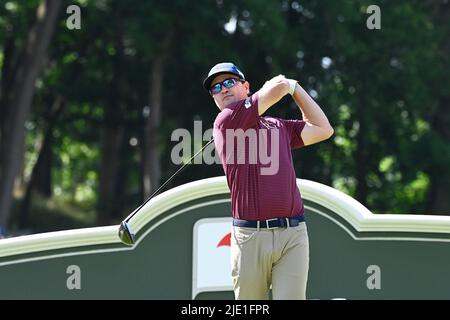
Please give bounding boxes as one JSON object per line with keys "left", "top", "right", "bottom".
{"left": 14, "top": 130, "right": 26, "bottom": 192}
{"left": 0, "top": 0, "right": 62, "bottom": 230}
{"left": 142, "top": 30, "right": 173, "bottom": 198}
{"left": 426, "top": 178, "right": 450, "bottom": 214}
{"left": 426, "top": 95, "right": 450, "bottom": 214}
{"left": 34, "top": 134, "right": 53, "bottom": 198}
{"left": 0, "top": 26, "right": 18, "bottom": 195}
{"left": 354, "top": 83, "right": 369, "bottom": 207}
{"left": 19, "top": 96, "right": 65, "bottom": 228}
{"left": 426, "top": 2, "right": 450, "bottom": 214}
{"left": 97, "top": 26, "right": 126, "bottom": 225}
{"left": 97, "top": 117, "right": 124, "bottom": 225}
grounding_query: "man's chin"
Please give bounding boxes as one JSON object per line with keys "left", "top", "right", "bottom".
{"left": 223, "top": 97, "right": 237, "bottom": 106}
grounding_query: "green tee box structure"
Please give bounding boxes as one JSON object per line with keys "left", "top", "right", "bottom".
{"left": 1, "top": 176, "right": 450, "bottom": 299}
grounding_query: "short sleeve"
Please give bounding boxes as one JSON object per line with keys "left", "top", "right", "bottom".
{"left": 280, "top": 119, "right": 306, "bottom": 149}
{"left": 213, "top": 94, "right": 259, "bottom": 130}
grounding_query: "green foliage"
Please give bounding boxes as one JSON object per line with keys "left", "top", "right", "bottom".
{"left": 52, "top": 136, "right": 99, "bottom": 205}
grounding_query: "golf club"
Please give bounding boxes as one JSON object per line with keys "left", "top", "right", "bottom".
{"left": 118, "top": 138, "right": 215, "bottom": 245}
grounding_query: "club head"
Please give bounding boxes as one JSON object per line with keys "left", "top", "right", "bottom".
{"left": 118, "top": 221, "right": 136, "bottom": 246}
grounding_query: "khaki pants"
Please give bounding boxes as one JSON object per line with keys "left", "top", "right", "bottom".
{"left": 230, "top": 223, "right": 309, "bottom": 300}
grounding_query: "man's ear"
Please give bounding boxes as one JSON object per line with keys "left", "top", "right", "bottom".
{"left": 244, "top": 81, "right": 250, "bottom": 95}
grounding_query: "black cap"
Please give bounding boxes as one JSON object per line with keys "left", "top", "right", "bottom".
{"left": 203, "top": 62, "right": 245, "bottom": 91}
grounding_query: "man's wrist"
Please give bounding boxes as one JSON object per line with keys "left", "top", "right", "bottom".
{"left": 287, "top": 79, "right": 297, "bottom": 95}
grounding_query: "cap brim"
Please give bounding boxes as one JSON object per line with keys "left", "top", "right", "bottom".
{"left": 203, "top": 72, "right": 244, "bottom": 92}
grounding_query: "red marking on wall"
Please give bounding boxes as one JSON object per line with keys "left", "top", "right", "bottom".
{"left": 217, "top": 233, "right": 231, "bottom": 247}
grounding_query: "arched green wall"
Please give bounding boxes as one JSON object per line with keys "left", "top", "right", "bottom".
{"left": 1, "top": 177, "right": 450, "bottom": 299}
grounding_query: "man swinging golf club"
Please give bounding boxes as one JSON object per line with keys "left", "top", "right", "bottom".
{"left": 204, "top": 62, "right": 334, "bottom": 300}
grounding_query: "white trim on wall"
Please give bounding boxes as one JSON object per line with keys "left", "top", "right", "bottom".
{"left": 1, "top": 176, "right": 450, "bottom": 259}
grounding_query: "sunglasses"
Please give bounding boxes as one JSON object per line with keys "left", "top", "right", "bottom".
{"left": 210, "top": 78, "right": 244, "bottom": 95}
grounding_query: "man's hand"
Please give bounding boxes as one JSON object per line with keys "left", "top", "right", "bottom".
{"left": 261, "top": 75, "right": 288, "bottom": 90}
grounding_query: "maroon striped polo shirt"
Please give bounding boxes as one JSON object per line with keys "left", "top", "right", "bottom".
{"left": 213, "top": 93, "right": 306, "bottom": 221}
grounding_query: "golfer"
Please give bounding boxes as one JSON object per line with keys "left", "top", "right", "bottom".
{"left": 203, "top": 62, "right": 334, "bottom": 300}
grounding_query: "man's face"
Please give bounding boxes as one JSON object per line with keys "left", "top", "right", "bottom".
{"left": 210, "top": 73, "right": 250, "bottom": 111}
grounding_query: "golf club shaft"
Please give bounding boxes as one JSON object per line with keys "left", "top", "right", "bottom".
{"left": 123, "top": 138, "right": 215, "bottom": 223}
